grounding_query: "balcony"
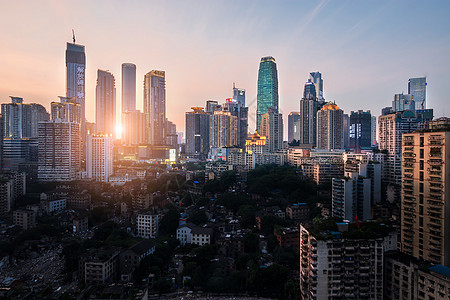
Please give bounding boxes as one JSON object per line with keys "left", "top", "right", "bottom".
{"left": 428, "top": 159, "right": 443, "bottom": 165}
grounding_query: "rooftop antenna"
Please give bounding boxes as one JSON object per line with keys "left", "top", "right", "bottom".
{"left": 72, "top": 29, "right": 76, "bottom": 43}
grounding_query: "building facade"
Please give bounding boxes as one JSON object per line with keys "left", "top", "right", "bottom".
{"left": 299, "top": 80, "right": 319, "bottom": 147}
{"left": 185, "top": 107, "right": 210, "bottom": 158}
{"left": 95, "top": 69, "right": 116, "bottom": 137}
{"left": 260, "top": 107, "right": 283, "bottom": 152}
{"left": 86, "top": 133, "right": 113, "bottom": 182}
{"left": 122, "top": 63, "right": 137, "bottom": 113}
{"left": 408, "top": 77, "right": 426, "bottom": 110}
{"left": 256, "top": 56, "right": 278, "bottom": 132}
{"left": 349, "top": 110, "right": 372, "bottom": 152}
{"left": 400, "top": 130, "right": 450, "bottom": 267}
{"left": 316, "top": 102, "right": 343, "bottom": 150}
{"left": 144, "top": 70, "right": 166, "bottom": 145}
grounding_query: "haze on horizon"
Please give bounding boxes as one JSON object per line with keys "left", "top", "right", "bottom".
{"left": 1, "top": 0, "right": 450, "bottom": 134}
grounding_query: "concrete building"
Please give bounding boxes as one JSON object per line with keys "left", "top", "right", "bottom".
{"left": 66, "top": 42, "right": 86, "bottom": 145}
{"left": 260, "top": 107, "right": 283, "bottom": 152}
{"left": 209, "top": 110, "right": 238, "bottom": 148}
{"left": 51, "top": 96, "right": 81, "bottom": 123}
{"left": 122, "top": 63, "right": 137, "bottom": 113}
{"left": 285, "top": 203, "right": 309, "bottom": 221}
{"left": 299, "top": 79, "right": 319, "bottom": 147}
{"left": 13, "top": 209, "right": 36, "bottom": 230}
{"left": 37, "top": 119, "right": 81, "bottom": 181}
{"left": 96, "top": 69, "right": 116, "bottom": 137}
{"left": 82, "top": 249, "right": 120, "bottom": 284}
{"left": 316, "top": 102, "right": 343, "bottom": 150}
{"left": 86, "top": 133, "right": 113, "bottom": 182}
{"left": 144, "top": 70, "right": 166, "bottom": 145}
{"left": 136, "top": 213, "right": 160, "bottom": 239}
{"left": 185, "top": 107, "right": 210, "bottom": 159}
{"left": 400, "top": 130, "right": 450, "bottom": 267}
{"left": 300, "top": 222, "right": 397, "bottom": 300}
{"left": 287, "top": 112, "right": 301, "bottom": 143}
{"left": 119, "top": 240, "right": 155, "bottom": 280}
{"left": 176, "top": 223, "right": 213, "bottom": 246}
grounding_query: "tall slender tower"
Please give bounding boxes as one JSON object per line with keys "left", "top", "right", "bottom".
{"left": 299, "top": 79, "right": 319, "bottom": 146}
{"left": 144, "top": 70, "right": 166, "bottom": 145}
{"left": 95, "top": 70, "right": 116, "bottom": 137}
{"left": 122, "top": 63, "right": 136, "bottom": 113}
{"left": 256, "top": 56, "right": 278, "bottom": 133}
{"left": 65, "top": 41, "right": 86, "bottom": 142}
{"left": 408, "top": 77, "right": 426, "bottom": 110}
{"left": 309, "top": 72, "right": 324, "bottom": 102}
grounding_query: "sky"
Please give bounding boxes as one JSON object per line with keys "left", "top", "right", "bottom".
{"left": 1, "top": 0, "right": 450, "bottom": 136}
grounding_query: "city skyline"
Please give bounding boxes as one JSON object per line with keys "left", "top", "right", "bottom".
{"left": 1, "top": 1, "right": 450, "bottom": 135}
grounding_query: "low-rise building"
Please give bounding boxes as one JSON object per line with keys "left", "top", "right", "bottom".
{"left": 176, "top": 223, "right": 213, "bottom": 246}
{"left": 136, "top": 213, "right": 160, "bottom": 239}
{"left": 120, "top": 240, "right": 155, "bottom": 281}
{"left": 81, "top": 248, "right": 120, "bottom": 285}
{"left": 13, "top": 209, "right": 36, "bottom": 230}
{"left": 286, "top": 203, "right": 309, "bottom": 221}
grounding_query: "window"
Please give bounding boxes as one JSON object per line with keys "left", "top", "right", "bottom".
{"left": 420, "top": 149, "right": 424, "bottom": 159}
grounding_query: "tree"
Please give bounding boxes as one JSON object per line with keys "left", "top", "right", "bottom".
{"left": 243, "top": 233, "right": 259, "bottom": 253}
{"left": 159, "top": 207, "right": 180, "bottom": 236}
{"left": 188, "top": 210, "right": 208, "bottom": 225}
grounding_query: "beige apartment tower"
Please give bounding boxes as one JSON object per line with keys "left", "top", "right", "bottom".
{"left": 400, "top": 129, "right": 450, "bottom": 267}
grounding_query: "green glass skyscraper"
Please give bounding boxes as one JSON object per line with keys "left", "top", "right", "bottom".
{"left": 256, "top": 56, "right": 278, "bottom": 133}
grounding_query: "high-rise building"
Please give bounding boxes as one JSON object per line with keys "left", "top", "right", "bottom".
{"left": 300, "top": 223, "right": 397, "bottom": 300}
{"left": 223, "top": 97, "right": 248, "bottom": 148}
{"left": 37, "top": 119, "right": 81, "bottom": 181}
{"left": 378, "top": 110, "right": 417, "bottom": 200}
{"left": 1, "top": 97, "right": 49, "bottom": 139}
{"left": 287, "top": 112, "right": 301, "bottom": 143}
{"left": 392, "top": 93, "right": 415, "bottom": 113}
{"left": 122, "top": 63, "right": 136, "bottom": 113}
{"left": 66, "top": 42, "right": 86, "bottom": 141}
{"left": 165, "top": 119, "right": 178, "bottom": 147}
{"left": 400, "top": 129, "right": 450, "bottom": 267}
{"left": 343, "top": 113, "right": 350, "bottom": 149}
{"left": 316, "top": 102, "right": 343, "bottom": 150}
{"left": 408, "top": 77, "right": 426, "bottom": 110}
{"left": 371, "top": 115, "right": 377, "bottom": 147}
{"left": 232, "top": 83, "right": 246, "bottom": 107}
{"left": 205, "top": 100, "right": 221, "bottom": 114}
{"left": 122, "top": 110, "right": 146, "bottom": 145}
{"left": 256, "top": 56, "right": 278, "bottom": 132}
{"left": 210, "top": 110, "right": 238, "bottom": 148}
{"left": 309, "top": 72, "right": 324, "bottom": 102}
{"left": 51, "top": 96, "right": 81, "bottom": 123}
{"left": 96, "top": 70, "right": 116, "bottom": 137}
{"left": 185, "top": 107, "right": 210, "bottom": 158}
{"left": 260, "top": 107, "right": 283, "bottom": 152}
{"left": 349, "top": 110, "right": 372, "bottom": 153}
{"left": 143, "top": 70, "right": 166, "bottom": 145}
{"left": 299, "top": 79, "right": 319, "bottom": 147}
{"left": 86, "top": 133, "right": 113, "bottom": 182}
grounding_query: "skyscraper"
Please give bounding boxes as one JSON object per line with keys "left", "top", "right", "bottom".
{"left": 86, "top": 133, "right": 113, "bottom": 182}
{"left": 392, "top": 93, "right": 415, "bottom": 113}
{"left": 185, "top": 107, "right": 210, "bottom": 158}
{"left": 309, "top": 72, "right": 324, "bottom": 102}
{"left": 96, "top": 70, "right": 116, "bottom": 137}
{"left": 232, "top": 83, "right": 246, "bottom": 107}
{"left": 287, "top": 112, "right": 301, "bottom": 143}
{"left": 51, "top": 96, "right": 81, "bottom": 123}
{"left": 299, "top": 79, "right": 319, "bottom": 147}
{"left": 256, "top": 56, "right": 278, "bottom": 132}
{"left": 122, "top": 63, "right": 136, "bottom": 113}
{"left": 38, "top": 119, "right": 81, "bottom": 181}
{"left": 408, "top": 77, "right": 426, "bottom": 110}
{"left": 260, "top": 107, "right": 283, "bottom": 152}
{"left": 209, "top": 110, "right": 238, "bottom": 148}
{"left": 144, "top": 70, "right": 166, "bottom": 145}
{"left": 223, "top": 96, "right": 248, "bottom": 148}
{"left": 316, "top": 102, "right": 344, "bottom": 150}
{"left": 65, "top": 42, "right": 86, "bottom": 141}
{"left": 349, "top": 110, "right": 372, "bottom": 153}
{"left": 343, "top": 114, "right": 350, "bottom": 149}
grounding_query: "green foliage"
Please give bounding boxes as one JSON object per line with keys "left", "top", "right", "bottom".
{"left": 243, "top": 233, "right": 259, "bottom": 253}
{"left": 159, "top": 206, "right": 180, "bottom": 236}
{"left": 188, "top": 210, "right": 208, "bottom": 225}
{"left": 260, "top": 215, "right": 289, "bottom": 236}
{"left": 237, "top": 204, "right": 256, "bottom": 228}
{"left": 89, "top": 206, "right": 111, "bottom": 224}
{"left": 216, "top": 193, "right": 254, "bottom": 213}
